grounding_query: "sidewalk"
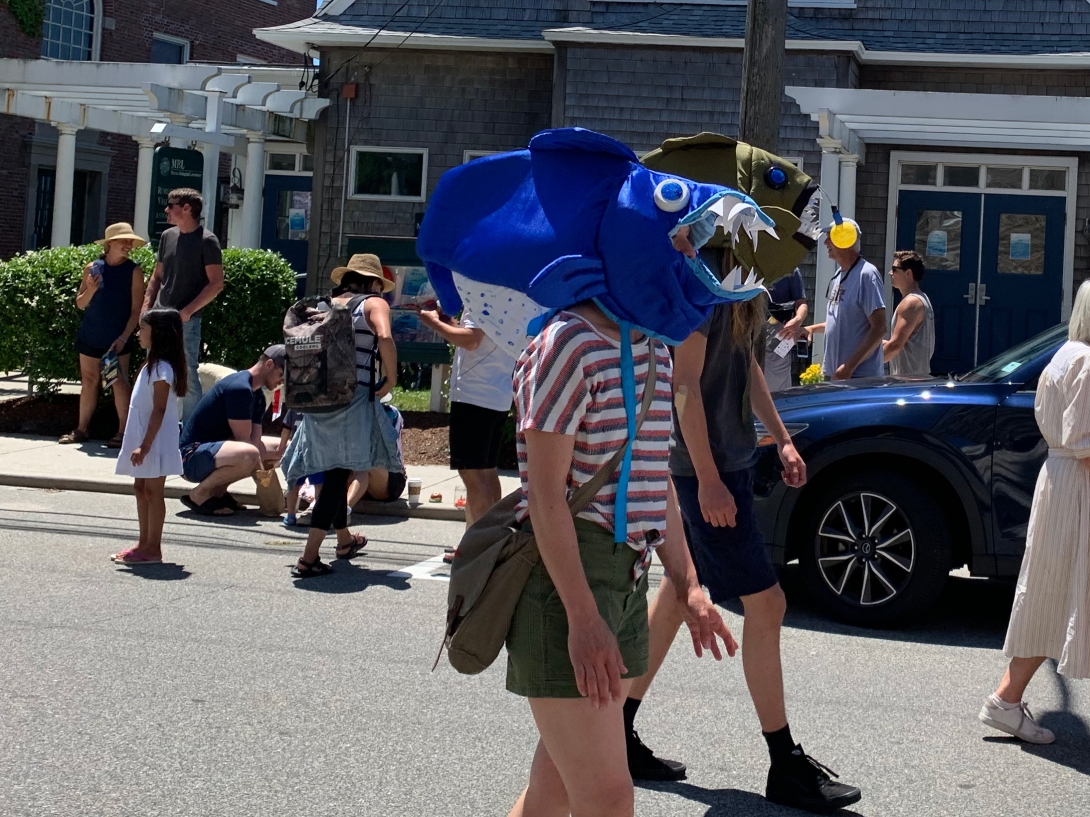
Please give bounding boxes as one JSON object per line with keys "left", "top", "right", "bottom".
{"left": 0, "top": 433, "right": 520, "bottom": 522}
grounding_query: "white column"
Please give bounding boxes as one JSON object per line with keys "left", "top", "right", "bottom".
{"left": 50, "top": 124, "right": 79, "bottom": 248}
{"left": 226, "top": 155, "right": 246, "bottom": 249}
{"left": 201, "top": 91, "right": 224, "bottom": 212}
{"left": 838, "top": 154, "right": 859, "bottom": 220}
{"left": 241, "top": 134, "right": 265, "bottom": 248}
{"left": 132, "top": 137, "right": 156, "bottom": 240}
{"left": 813, "top": 139, "right": 842, "bottom": 366}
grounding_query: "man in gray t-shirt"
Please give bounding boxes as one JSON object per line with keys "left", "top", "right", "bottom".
{"left": 143, "top": 188, "right": 224, "bottom": 421}
{"left": 805, "top": 217, "right": 887, "bottom": 380}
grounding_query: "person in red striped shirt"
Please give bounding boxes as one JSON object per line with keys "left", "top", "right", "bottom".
{"left": 504, "top": 300, "right": 738, "bottom": 817}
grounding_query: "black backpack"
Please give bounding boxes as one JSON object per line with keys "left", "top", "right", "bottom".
{"left": 282, "top": 294, "right": 379, "bottom": 412}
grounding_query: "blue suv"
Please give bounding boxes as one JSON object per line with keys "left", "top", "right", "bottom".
{"left": 753, "top": 323, "right": 1067, "bottom": 627}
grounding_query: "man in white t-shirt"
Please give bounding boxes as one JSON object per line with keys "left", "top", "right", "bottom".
{"left": 419, "top": 308, "right": 514, "bottom": 535}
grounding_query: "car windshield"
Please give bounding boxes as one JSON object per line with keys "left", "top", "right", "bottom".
{"left": 960, "top": 323, "right": 1068, "bottom": 383}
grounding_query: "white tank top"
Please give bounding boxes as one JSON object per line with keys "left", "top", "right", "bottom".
{"left": 889, "top": 291, "right": 935, "bottom": 376}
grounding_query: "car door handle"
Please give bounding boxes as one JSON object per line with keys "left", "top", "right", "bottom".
{"left": 963, "top": 282, "right": 977, "bottom": 303}
{"left": 977, "top": 283, "right": 991, "bottom": 305}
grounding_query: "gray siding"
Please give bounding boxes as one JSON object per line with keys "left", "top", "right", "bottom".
{"left": 313, "top": 47, "right": 552, "bottom": 278}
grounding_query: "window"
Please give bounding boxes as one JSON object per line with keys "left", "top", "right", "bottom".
{"left": 267, "top": 153, "right": 298, "bottom": 172}
{"left": 41, "top": 0, "right": 95, "bottom": 61}
{"left": 150, "top": 34, "right": 189, "bottom": 65}
{"left": 1029, "top": 168, "right": 1067, "bottom": 191}
{"left": 463, "top": 150, "right": 501, "bottom": 163}
{"left": 901, "top": 164, "right": 937, "bottom": 186}
{"left": 986, "top": 166, "right": 1023, "bottom": 190}
{"left": 943, "top": 165, "right": 980, "bottom": 188}
{"left": 350, "top": 147, "right": 427, "bottom": 201}
{"left": 914, "top": 210, "right": 963, "bottom": 271}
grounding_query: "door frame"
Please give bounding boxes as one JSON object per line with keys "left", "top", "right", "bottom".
{"left": 885, "top": 151, "right": 1077, "bottom": 323}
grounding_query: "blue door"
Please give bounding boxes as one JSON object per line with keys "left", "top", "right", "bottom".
{"left": 261, "top": 175, "right": 312, "bottom": 294}
{"left": 896, "top": 190, "right": 982, "bottom": 374}
{"left": 977, "top": 194, "right": 1065, "bottom": 363}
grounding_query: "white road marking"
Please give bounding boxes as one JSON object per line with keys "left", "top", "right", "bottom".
{"left": 389, "top": 553, "right": 451, "bottom": 582}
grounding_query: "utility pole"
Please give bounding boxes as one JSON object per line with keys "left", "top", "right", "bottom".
{"left": 737, "top": 0, "right": 788, "bottom": 153}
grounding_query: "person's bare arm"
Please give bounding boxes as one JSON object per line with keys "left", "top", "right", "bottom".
{"left": 365, "top": 298, "right": 398, "bottom": 399}
{"left": 749, "top": 356, "right": 807, "bottom": 488}
{"left": 883, "top": 299, "right": 924, "bottom": 363}
{"left": 653, "top": 479, "right": 738, "bottom": 659}
{"left": 112, "top": 268, "right": 146, "bottom": 353}
{"left": 525, "top": 428, "right": 626, "bottom": 709}
{"left": 780, "top": 298, "right": 810, "bottom": 341}
{"left": 179, "top": 264, "right": 224, "bottom": 322}
{"left": 674, "top": 332, "right": 737, "bottom": 527}
{"left": 834, "top": 307, "right": 887, "bottom": 380}
{"left": 418, "top": 310, "right": 484, "bottom": 350}
{"left": 229, "top": 418, "right": 252, "bottom": 445}
{"left": 143, "top": 262, "right": 163, "bottom": 312}
{"left": 130, "top": 379, "right": 172, "bottom": 467}
{"left": 75, "top": 263, "right": 99, "bottom": 310}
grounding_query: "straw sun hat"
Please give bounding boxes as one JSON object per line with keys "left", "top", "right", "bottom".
{"left": 95, "top": 222, "right": 147, "bottom": 248}
{"left": 330, "top": 253, "right": 395, "bottom": 293}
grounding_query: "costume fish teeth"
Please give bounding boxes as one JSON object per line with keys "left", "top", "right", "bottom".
{"left": 416, "top": 128, "right": 783, "bottom": 357}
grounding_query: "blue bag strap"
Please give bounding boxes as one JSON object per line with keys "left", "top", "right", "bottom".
{"left": 615, "top": 322, "right": 638, "bottom": 545}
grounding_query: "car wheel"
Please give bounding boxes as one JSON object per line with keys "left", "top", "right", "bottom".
{"left": 797, "top": 468, "right": 952, "bottom": 627}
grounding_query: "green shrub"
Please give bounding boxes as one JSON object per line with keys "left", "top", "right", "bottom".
{"left": 0, "top": 244, "right": 296, "bottom": 392}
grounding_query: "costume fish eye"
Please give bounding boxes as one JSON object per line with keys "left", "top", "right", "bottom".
{"left": 415, "top": 128, "right": 781, "bottom": 357}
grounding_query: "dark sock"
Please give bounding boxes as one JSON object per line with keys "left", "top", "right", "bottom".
{"left": 763, "top": 724, "right": 796, "bottom": 763}
{"left": 623, "top": 697, "right": 642, "bottom": 736}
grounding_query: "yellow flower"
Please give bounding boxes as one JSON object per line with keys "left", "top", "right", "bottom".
{"left": 799, "top": 364, "right": 824, "bottom": 386}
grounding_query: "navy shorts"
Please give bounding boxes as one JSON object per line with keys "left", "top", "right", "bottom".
{"left": 672, "top": 468, "right": 779, "bottom": 605}
{"left": 181, "top": 441, "right": 225, "bottom": 484}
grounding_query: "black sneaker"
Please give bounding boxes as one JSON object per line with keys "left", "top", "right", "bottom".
{"left": 626, "top": 728, "right": 687, "bottom": 781}
{"left": 765, "top": 745, "right": 861, "bottom": 813}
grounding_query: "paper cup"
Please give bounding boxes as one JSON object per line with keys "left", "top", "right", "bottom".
{"left": 407, "top": 477, "right": 423, "bottom": 505}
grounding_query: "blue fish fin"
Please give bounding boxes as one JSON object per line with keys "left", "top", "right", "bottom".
{"left": 529, "top": 128, "right": 639, "bottom": 163}
{"left": 425, "top": 261, "right": 463, "bottom": 316}
{"left": 527, "top": 255, "right": 607, "bottom": 307}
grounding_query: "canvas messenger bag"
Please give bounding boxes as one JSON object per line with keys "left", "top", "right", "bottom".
{"left": 435, "top": 351, "right": 658, "bottom": 675}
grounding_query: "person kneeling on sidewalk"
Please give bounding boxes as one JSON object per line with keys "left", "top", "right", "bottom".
{"left": 178, "top": 345, "right": 286, "bottom": 515}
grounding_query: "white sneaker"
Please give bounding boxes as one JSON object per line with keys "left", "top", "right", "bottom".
{"left": 978, "top": 697, "right": 1055, "bottom": 744}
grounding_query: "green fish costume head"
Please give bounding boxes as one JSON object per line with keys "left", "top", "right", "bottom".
{"left": 642, "top": 133, "right": 822, "bottom": 284}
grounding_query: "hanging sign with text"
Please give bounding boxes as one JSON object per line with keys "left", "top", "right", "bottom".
{"left": 148, "top": 146, "right": 203, "bottom": 242}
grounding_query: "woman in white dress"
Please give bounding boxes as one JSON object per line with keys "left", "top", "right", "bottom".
{"left": 111, "top": 309, "right": 187, "bottom": 566}
{"left": 979, "top": 279, "right": 1090, "bottom": 744}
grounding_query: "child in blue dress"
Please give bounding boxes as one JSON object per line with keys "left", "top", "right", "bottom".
{"left": 111, "top": 309, "right": 188, "bottom": 565}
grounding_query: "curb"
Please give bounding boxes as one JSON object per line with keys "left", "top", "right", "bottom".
{"left": 0, "top": 472, "right": 467, "bottom": 523}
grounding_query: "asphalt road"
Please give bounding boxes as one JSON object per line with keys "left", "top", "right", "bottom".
{"left": 1, "top": 485, "right": 1087, "bottom": 817}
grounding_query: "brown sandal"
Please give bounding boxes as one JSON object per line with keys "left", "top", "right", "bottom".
{"left": 335, "top": 533, "right": 368, "bottom": 560}
{"left": 58, "top": 429, "right": 88, "bottom": 444}
{"left": 107, "top": 434, "right": 124, "bottom": 449}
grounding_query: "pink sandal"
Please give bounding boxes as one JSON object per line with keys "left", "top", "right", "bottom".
{"left": 111, "top": 549, "right": 161, "bottom": 565}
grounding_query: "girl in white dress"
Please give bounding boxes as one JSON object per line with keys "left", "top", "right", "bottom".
{"left": 979, "top": 279, "right": 1090, "bottom": 744}
{"left": 111, "top": 309, "right": 188, "bottom": 566}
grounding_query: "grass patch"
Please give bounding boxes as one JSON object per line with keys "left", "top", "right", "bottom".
{"left": 389, "top": 387, "right": 432, "bottom": 413}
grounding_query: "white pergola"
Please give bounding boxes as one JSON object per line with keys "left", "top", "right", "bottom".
{"left": 786, "top": 86, "right": 1090, "bottom": 347}
{"left": 0, "top": 59, "right": 329, "bottom": 248}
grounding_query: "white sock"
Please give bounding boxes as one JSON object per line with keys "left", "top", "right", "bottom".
{"left": 989, "top": 693, "right": 1019, "bottom": 710}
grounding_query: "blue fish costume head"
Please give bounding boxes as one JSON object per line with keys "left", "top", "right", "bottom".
{"left": 416, "top": 128, "right": 778, "bottom": 351}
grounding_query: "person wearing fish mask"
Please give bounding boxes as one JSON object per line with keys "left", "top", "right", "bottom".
{"left": 418, "top": 128, "right": 788, "bottom": 817}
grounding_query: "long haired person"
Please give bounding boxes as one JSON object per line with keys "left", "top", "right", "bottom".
{"left": 111, "top": 309, "right": 188, "bottom": 565}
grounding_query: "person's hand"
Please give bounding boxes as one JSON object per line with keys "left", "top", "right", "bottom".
{"left": 130, "top": 446, "right": 145, "bottom": 467}
{"left": 833, "top": 363, "right": 854, "bottom": 380}
{"left": 778, "top": 442, "right": 807, "bottom": 488}
{"left": 568, "top": 612, "right": 627, "bottom": 710}
{"left": 418, "top": 309, "right": 444, "bottom": 330}
{"left": 178, "top": 307, "right": 192, "bottom": 324}
{"left": 681, "top": 584, "right": 738, "bottom": 660}
{"left": 698, "top": 476, "right": 737, "bottom": 528}
{"left": 86, "top": 271, "right": 102, "bottom": 294}
{"left": 779, "top": 317, "right": 806, "bottom": 341}
{"left": 109, "top": 337, "right": 127, "bottom": 354}
{"left": 671, "top": 226, "right": 697, "bottom": 259}
{"left": 374, "top": 377, "right": 393, "bottom": 400}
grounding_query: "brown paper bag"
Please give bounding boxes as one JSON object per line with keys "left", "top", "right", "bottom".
{"left": 253, "top": 469, "right": 286, "bottom": 517}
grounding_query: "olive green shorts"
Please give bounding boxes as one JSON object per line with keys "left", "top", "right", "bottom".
{"left": 505, "top": 518, "right": 650, "bottom": 699}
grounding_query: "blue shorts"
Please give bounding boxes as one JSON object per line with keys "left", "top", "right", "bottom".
{"left": 180, "top": 441, "right": 225, "bottom": 484}
{"left": 672, "top": 468, "right": 779, "bottom": 605}
{"left": 295, "top": 473, "right": 325, "bottom": 487}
